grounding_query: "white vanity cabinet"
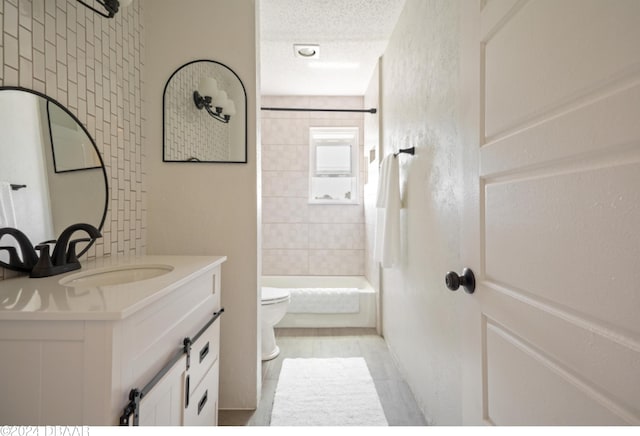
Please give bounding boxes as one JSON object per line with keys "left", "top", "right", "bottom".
{"left": 137, "top": 304, "right": 221, "bottom": 426}
{"left": 0, "top": 255, "right": 226, "bottom": 426}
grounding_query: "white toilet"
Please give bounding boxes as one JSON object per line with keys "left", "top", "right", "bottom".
{"left": 261, "top": 287, "right": 291, "bottom": 361}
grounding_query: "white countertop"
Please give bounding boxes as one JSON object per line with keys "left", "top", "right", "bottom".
{"left": 0, "top": 255, "right": 226, "bottom": 321}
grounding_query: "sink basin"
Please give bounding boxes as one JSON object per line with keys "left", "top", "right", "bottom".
{"left": 59, "top": 264, "right": 174, "bottom": 287}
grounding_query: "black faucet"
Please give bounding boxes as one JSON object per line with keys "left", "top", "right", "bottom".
{"left": 30, "top": 223, "right": 102, "bottom": 278}
{"left": 51, "top": 223, "right": 102, "bottom": 266}
{"left": 0, "top": 227, "right": 39, "bottom": 272}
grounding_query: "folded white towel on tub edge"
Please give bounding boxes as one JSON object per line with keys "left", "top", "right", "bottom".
{"left": 273, "top": 287, "right": 360, "bottom": 314}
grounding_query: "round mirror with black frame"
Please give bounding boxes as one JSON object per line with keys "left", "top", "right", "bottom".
{"left": 163, "top": 59, "right": 248, "bottom": 163}
{"left": 0, "top": 86, "right": 108, "bottom": 272}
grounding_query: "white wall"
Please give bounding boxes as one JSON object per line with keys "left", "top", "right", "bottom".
{"left": 363, "top": 61, "right": 381, "bottom": 331}
{"left": 376, "top": 0, "right": 464, "bottom": 425}
{"left": 143, "top": 0, "right": 260, "bottom": 409}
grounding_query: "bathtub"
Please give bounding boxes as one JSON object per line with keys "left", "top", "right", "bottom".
{"left": 261, "top": 276, "right": 376, "bottom": 328}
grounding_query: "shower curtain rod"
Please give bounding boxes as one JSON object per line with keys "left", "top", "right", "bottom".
{"left": 261, "top": 106, "right": 377, "bottom": 114}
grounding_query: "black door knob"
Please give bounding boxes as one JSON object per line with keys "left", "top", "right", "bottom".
{"left": 445, "top": 268, "right": 476, "bottom": 294}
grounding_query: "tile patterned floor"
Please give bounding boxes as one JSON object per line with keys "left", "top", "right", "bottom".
{"left": 219, "top": 328, "right": 427, "bottom": 426}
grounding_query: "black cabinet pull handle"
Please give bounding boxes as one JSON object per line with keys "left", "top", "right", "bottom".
{"left": 199, "top": 342, "right": 210, "bottom": 363}
{"left": 184, "top": 375, "right": 190, "bottom": 408}
{"left": 445, "top": 268, "right": 476, "bottom": 294}
{"left": 197, "top": 390, "right": 208, "bottom": 415}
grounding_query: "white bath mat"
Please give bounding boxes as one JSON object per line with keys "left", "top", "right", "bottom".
{"left": 270, "top": 357, "right": 388, "bottom": 426}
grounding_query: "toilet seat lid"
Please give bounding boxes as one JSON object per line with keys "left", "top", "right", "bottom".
{"left": 262, "top": 287, "right": 290, "bottom": 303}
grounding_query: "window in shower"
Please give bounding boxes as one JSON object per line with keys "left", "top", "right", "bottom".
{"left": 308, "top": 127, "right": 359, "bottom": 204}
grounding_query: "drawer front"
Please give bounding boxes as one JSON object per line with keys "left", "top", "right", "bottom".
{"left": 184, "top": 360, "right": 219, "bottom": 426}
{"left": 188, "top": 316, "right": 220, "bottom": 395}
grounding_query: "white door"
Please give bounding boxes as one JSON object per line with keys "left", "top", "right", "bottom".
{"left": 460, "top": 0, "right": 640, "bottom": 425}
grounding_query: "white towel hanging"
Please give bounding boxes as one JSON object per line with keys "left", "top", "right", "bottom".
{"left": 0, "top": 182, "right": 18, "bottom": 228}
{"left": 374, "top": 154, "right": 400, "bottom": 268}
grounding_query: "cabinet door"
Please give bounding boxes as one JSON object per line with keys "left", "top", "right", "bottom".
{"left": 137, "top": 355, "right": 187, "bottom": 426}
{"left": 184, "top": 360, "right": 219, "bottom": 426}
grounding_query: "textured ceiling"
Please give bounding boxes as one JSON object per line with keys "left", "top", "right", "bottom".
{"left": 260, "top": 0, "right": 406, "bottom": 96}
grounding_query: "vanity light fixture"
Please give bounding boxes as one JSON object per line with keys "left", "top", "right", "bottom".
{"left": 193, "top": 77, "right": 236, "bottom": 124}
{"left": 76, "top": 0, "right": 132, "bottom": 19}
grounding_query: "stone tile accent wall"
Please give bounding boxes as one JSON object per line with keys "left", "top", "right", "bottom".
{"left": 0, "top": 0, "right": 145, "bottom": 281}
{"left": 261, "top": 95, "right": 365, "bottom": 276}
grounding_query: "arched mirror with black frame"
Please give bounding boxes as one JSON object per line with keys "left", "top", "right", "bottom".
{"left": 0, "top": 86, "right": 108, "bottom": 271}
{"left": 163, "top": 59, "right": 248, "bottom": 163}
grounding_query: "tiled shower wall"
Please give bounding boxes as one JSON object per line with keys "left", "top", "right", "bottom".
{"left": 261, "top": 95, "right": 366, "bottom": 276}
{"left": 0, "top": 0, "right": 145, "bottom": 281}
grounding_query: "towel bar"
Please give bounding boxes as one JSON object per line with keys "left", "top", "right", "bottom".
{"left": 393, "top": 147, "right": 415, "bottom": 157}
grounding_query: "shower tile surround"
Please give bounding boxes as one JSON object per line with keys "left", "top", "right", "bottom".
{"left": 262, "top": 96, "right": 365, "bottom": 276}
{"left": 0, "top": 0, "right": 145, "bottom": 281}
